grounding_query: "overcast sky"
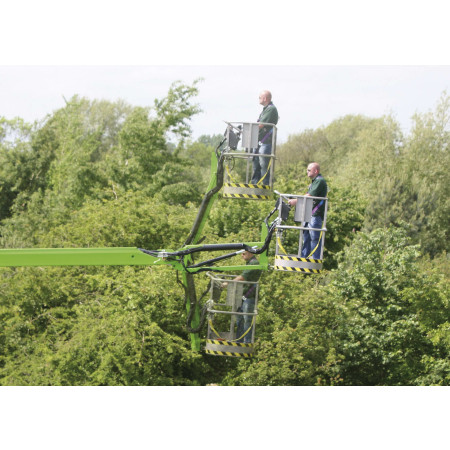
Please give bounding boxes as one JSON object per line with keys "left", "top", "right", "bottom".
{"left": 2, "top": 1, "right": 449, "bottom": 145}
{"left": 1, "top": 65, "right": 449, "bottom": 144}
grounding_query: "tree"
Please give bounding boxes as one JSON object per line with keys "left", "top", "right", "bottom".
{"left": 401, "top": 91, "right": 450, "bottom": 256}
{"left": 0, "top": 81, "right": 203, "bottom": 246}
{"left": 152, "top": 79, "right": 203, "bottom": 152}
{"left": 0, "top": 193, "right": 212, "bottom": 385}
{"left": 277, "top": 128, "right": 332, "bottom": 170}
{"left": 0, "top": 117, "right": 37, "bottom": 220}
{"left": 327, "top": 227, "right": 449, "bottom": 385}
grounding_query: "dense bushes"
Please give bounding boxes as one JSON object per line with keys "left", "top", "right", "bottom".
{"left": 0, "top": 84, "right": 448, "bottom": 385}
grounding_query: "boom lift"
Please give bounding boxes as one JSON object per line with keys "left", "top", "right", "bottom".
{"left": 222, "top": 121, "right": 277, "bottom": 200}
{"left": 273, "top": 192, "right": 328, "bottom": 273}
{"left": 0, "top": 121, "right": 328, "bottom": 356}
{"left": 204, "top": 272, "right": 260, "bottom": 357}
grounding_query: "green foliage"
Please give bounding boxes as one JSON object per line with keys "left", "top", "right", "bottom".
{"left": 273, "top": 161, "right": 309, "bottom": 194}
{"left": 277, "top": 114, "right": 393, "bottom": 180}
{"left": 326, "top": 227, "right": 449, "bottom": 385}
{"left": 0, "top": 117, "right": 38, "bottom": 220}
{"left": 0, "top": 265, "right": 209, "bottom": 385}
{"left": 221, "top": 227, "right": 449, "bottom": 386}
{"left": 324, "top": 181, "right": 366, "bottom": 267}
{"left": 277, "top": 128, "right": 332, "bottom": 170}
{"left": 0, "top": 80, "right": 203, "bottom": 241}
{"left": 195, "top": 134, "right": 224, "bottom": 148}
{"left": 278, "top": 94, "right": 449, "bottom": 258}
{"left": 221, "top": 273, "right": 342, "bottom": 386}
{"left": 153, "top": 79, "right": 203, "bottom": 151}
{"left": 150, "top": 161, "right": 204, "bottom": 206}
{"left": 0, "top": 188, "right": 208, "bottom": 385}
{"left": 363, "top": 94, "right": 449, "bottom": 256}
{"left": 400, "top": 92, "right": 450, "bottom": 256}
{"left": 178, "top": 137, "right": 219, "bottom": 171}
{"left": 39, "top": 191, "right": 196, "bottom": 250}
{"left": 116, "top": 106, "right": 168, "bottom": 184}
{"left": 207, "top": 197, "right": 273, "bottom": 240}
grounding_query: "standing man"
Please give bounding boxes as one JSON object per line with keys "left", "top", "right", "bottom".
{"left": 235, "top": 251, "right": 262, "bottom": 343}
{"left": 289, "top": 162, "right": 328, "bottom": 259}
{"left": 222, "top": 251, "right": 262, "bottom": 343}
{"left": 251, "top": 90, "right": 279, "bottom": 186}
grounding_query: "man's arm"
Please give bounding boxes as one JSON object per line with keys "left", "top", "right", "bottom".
{"left": 222, "top": 274, "right": 244, "bottom": 288}
{"left": 289, "top": 192, "right": 310, "bottom": 206}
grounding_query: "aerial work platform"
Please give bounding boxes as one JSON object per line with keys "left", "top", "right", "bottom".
{"left": 273, "top": 192, "right": 328, "bottom": 273}
{"left": 222, "top": 121, "right": 277, "bottom": 200}
{"left": 204, "top": 272, "right": 259, "bottom": 357}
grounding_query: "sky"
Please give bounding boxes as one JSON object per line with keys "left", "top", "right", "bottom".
{"left": 2, "top": 2, "right": 449, "bottom": 145}
{"left": 1, "top": 65, "right": 449, "bottom": 144}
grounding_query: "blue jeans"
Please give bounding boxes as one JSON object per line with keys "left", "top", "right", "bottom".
{"left": 236, "top": 297, "right": 255, "bottom": 343}
{"left": 301, "top": 215, "right": 323, "bottom": 259}
{"left": 251, "top": 143, "right": 272, "bottom": 185}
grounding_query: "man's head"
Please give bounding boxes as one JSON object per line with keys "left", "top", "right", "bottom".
{"left": 259, "top": 90, "right": 272, "bottom": 106}
{"left": 307, "top": 162, "right": 320, "bottom": 179}
{"left": 242, "top": 251, "right": 255, "bottom": 262}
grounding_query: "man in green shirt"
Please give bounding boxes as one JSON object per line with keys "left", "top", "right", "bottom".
{"left": 229, "top": 251, "right": 262, "bottom": 343}
{"left": 251, "top": 90, "right": 279, "bottom": 186}
{"left": 289, "top": 162, "right": 328, "bottom": 259}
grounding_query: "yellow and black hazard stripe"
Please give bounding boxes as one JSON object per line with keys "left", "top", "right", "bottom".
{"left": 223, "top": 182, "right": 272, "bottom": 200}
{"left": 206, "top": 339, "right": 253, "bottom": 347}
{"left": 224, "top": 182, "right": 271, "bottom": 190}
{"left": 223, "top": 193, "right": 270, "bottom": 200}
{"left": 205, "top": 349, "right": 253, "bottom": 357}
{"left": 275, "top": 255, "right": 322, "bottom": 264}
{"left": 204, "top": 339, "right": 254, "bottom": 357}
{"left": 274, "top": 265, "right": 322, "bottom": 273}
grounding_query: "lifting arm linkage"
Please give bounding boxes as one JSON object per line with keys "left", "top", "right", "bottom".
{"left": 181, "top": 139, "right": 226, "bottom": 349}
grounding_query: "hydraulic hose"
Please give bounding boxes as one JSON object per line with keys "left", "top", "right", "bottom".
{"left": 139, "top": 197, "right": 281, "bottom": 266}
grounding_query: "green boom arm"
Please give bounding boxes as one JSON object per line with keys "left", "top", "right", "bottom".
{"left": 0, "top": 140, "right": 271, "bottom": 351}
{"left": 0, "top": 247, "right": 174, "bottom": 268}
